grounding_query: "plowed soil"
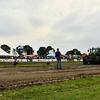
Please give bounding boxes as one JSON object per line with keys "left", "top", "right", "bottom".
{"left": 0, "top": 62, "right": 100, "bottom": 90}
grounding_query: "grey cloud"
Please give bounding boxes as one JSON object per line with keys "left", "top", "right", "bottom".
{"left": 0, "top": 15, "right": 26, "bottom": 37}
{"left": 0, "top": 0, "right": 100, "bottom": 54}
{"left": 0, "top": 0, "right": 49, "bottom": 37}
{"left": 44, "top": 10, "right": 100, "bottom": 54}
{"left": 52, "top": 14, "right": 82, "bottom": 34}
{"left": 52, "top": 10, "right": 100, "bottom": 35}
{"left": 29, "top": 18, "right": 44, "bottom": 28}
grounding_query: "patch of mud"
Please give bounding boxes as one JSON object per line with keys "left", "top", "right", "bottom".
{"left": 0, "top": 64, "right": 100, "bottom": 90}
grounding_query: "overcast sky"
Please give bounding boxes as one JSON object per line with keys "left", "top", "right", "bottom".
{"left": 0, "top": 0, "right": 100, "bottom": 54}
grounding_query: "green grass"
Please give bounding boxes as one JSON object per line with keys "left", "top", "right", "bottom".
{"left": 0, "top": 61, "right": 83, "bottom": 67}
{"left": 0, "top": 76, "right": 100, "bottom": 100}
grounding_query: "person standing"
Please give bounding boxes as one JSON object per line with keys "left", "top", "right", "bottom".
{"left": 55, "top": 48, "right": 62, "bottom": 69}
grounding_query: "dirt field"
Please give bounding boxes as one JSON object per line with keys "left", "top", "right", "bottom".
{"left": 0, "top": 62, "right": 100, "bottom": 90}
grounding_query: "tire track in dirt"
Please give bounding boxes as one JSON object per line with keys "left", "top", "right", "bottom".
{"left": 0, "top": 64, "right": 100, "bottom": 90}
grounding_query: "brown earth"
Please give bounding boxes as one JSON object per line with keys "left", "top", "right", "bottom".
{"left": 0, "top": 62, "right": 100, "bottom": 90}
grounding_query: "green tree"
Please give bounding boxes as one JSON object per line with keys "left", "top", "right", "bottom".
{"left": 65, "top": 48, "right": 81, "bottom": 55}
{"left": 24, "top": 45, "right": 34, "bottom": 55}
{"left": 1, "top": 44, "right": 11, "bottom": 53}
{"left": 37, "top": 47, "right": 47, "bottom": 56}
{"left": 46, "top": 46, "right": 55, "bottom": 55}
{"left": 37, "top": 46, "right": 55, "bottom": 56}
{"left": 16, "top": 45, "right": 34, "bottom": 56}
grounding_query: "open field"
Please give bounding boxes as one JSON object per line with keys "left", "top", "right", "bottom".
{"left": 0, "top": 61, "right": 100, "bottom": 90}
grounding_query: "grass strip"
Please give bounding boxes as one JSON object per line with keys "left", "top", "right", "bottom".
{"left": 0, "top": 76, "right": 100, "bottom": 100}
{"left": 0, "top": 61, "right": 83, "bottom": 67}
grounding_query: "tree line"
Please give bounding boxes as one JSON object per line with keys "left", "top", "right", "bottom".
{"left": 0, "top": 44, "right": 82, "bottom": 56}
